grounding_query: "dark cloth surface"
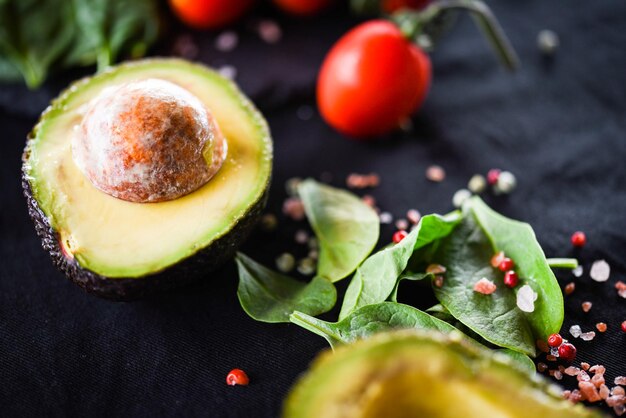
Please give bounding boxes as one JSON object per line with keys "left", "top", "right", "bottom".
{"left": 1, "top": 1, "right": 625, "bottom": 416}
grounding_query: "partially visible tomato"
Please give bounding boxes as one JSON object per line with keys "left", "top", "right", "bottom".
{"left": 169, "top": 0, "right": 255, "bottom": 30}
{"left": 382, "top": 0, "right": 430, "bottom": 13}
{"left": 273, "top": 0, "right": 333, "bottom": 16}
{"left": 317, "top": 20, "right": 431, "bottom": 138}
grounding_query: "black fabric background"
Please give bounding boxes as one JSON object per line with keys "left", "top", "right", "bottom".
{"left": 1, "top": 1, "right": 625, "bottom": 416}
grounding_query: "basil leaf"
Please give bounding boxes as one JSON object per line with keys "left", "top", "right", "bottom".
{"left": 339, "top": 212, "right": 461, "bottom": 319}
{"left": 388, "top": 272, "right": 432, "bottom": 302}
{"left": 236, "top": 253, "right": 336, "bottom": 323}
{"left": 290, "top": 302, "right": 457, "bottom": 349}
{"left": 298, "top": 179, "right": 379, "bottom": 282}
{"left": 431, "top": 205, "right": 537, "bottom": 356}
{"left": 469, "top": 197, "right": 564, "bottom": 342}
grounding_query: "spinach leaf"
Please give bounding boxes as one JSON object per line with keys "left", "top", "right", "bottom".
{"left": 64, "top": 0, "right": 160, "bottom": 70}
{"left": 339, "top": 212, "right": 461, "bottom": 319}
{"left": 0, "top": 0, "right": 159, "bottom": 88}
{"left": 497, "top": 349, "right": 536, "bottom": 375}
{"left": 388, "top": 272, "right": 432, "bottom": 302}
{"left": 236, "top": 253, "right": 336, "bottom": 323}
{"left": 0, "top": 0, "right": 75, "bottom": 88}
{"left": 431, "top": 200, "right": 548, "bottom": 356}
{"left": 290, "top": 302, "right": 457, "bottom": 349}
{"left": 469, "top": 197, "right": 564, "bottom": 342}
{"left": 298, "top": 179, "right": 379, "bottom": 282}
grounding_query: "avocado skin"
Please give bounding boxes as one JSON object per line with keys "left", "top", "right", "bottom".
{"left": 22, "top": 160, "right": 269, "bottom": 301}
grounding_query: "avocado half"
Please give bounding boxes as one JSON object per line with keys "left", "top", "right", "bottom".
{"left": 22, "top": 59, "right": 272, "bottom": 300}
{"left": 284, "top": 331, "right": 603, "bottom": 418}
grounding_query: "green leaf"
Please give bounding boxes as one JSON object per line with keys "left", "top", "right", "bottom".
{"left": 298, "top": 179, "right": 379, "bottom": 282}
{"left": 339, "top": 212, "right": 461, "bottom": 319}
{"left": 290, "top": 302, "right": 457, "bottom": 350}
{"left": 546, "top": 258, "right": 579, "bottom": 269}
{"left": 236, "top": 253, "right": 337, "bottom": 323}
{"left": 64, "top": 0, "right": 160, "bottom": 71}
{"left": 469, "top": 197, "right": 564, "bottom": 342}
{"left": 388, "top": 272, "right": 432, "bottom": 302}
{"left": 431, "top": 208, "right": 536, "bottom": 356}
{"left": 0, "top": 0, "right": 75, "bottom": 88}
{"left": 497, "top": 349, "right": 536, "bottom": 375}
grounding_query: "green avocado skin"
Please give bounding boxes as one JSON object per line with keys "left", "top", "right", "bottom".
{"left": 20, "top": 59, "right": 273, "bottom": 301}
{"left": 22, "top": 160, "right": 269, "bottom": 301}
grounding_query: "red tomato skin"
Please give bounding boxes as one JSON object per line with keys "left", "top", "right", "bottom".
{"left": 273, "top": 0, "right": 332, "bottom": 16}
{"left": 382, "top": 0, "right": 431, "bottom": 13}
{"left": 317, "top": 20, "right": 431, "bottom": 138}
{"left": 169, "top": 0, "right": 255, "bottom": 30}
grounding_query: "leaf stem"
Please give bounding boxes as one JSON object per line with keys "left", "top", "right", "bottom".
{"left": 546, "top": 258, "right": 579, "bottom": 270}
{"left": 289, "top": 312, "right": 342, "bottom": 349}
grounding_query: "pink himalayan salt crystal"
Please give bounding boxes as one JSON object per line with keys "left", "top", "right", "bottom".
{"left": 395, "top": 219, "right": 409, "bottom": 231}
{"left": 562, "top": 390, "right": 571, "bottom": 399}
{"left": 577, "top": 371, "right": 591, "bottom": 382}
{"left": 537, "top": 363, "right": 548, "bottom": 372}
{"left": 607, "top": 394, "right": 626, "bottom": 407}
{"left": 473, "top": 278, "right": 497, "bottom": 295}
{"left": 568, "top": 389, "right": 583, "bottom": 403}
{"left": 581, "top": 362, "right": 591, "bottom": 371}
{"left": 616, "top": 376, "right": 626, "bottom": 386}
{"left": 580, "top": 331, "right": 596, "bottom": 341}
{"left": 589, "top": 365, "right": 606, "bottom": 375}
{"left": 564, "top": 282, "right": 576, "bottom": 295}
{"left": 361, "top": 195, "right": 376, "bottom": 208}
{"left": 426, "top": 165, "right": 446, "bottom": 182}
{"left": 550, "top": 370, "right": 563, "bottom": 380}
{"left": 589, "top": 259, "right": 610, "bottom": 282}
{"left": 432, "top": 276, "right": 444, "bottom": 288}
{"left": 579, "top": 381, "right": 601, "bottom": 402}
{"left": 407, "top": 209, "right": 421, "bottom": 224}
{"left": 617, "top": 281, "right": 626, "bottom": 298}
{"left": 600, "top": 385, "right": 610, "bottom": 399}
{"left": 564, "top": 366, "right": 580, "bottom": 376}
{"left": 591, "top": 373, "right": 605, "bottom": 388}
{"left": 282, "top": 197, "right": 305, "bottom": 220}
{"left": 613, "top": 387, "right": 626, "bottom": 396}
{"left": 546, "top": 355, "right": 558, "bottom": 362}
{"left": 582, "top": 301, "right": 592, "bottom": 312}
{"left": 346, "top": 173, "right": 380, "bottom": 189}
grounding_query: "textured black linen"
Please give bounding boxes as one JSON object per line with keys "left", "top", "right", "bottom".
{"left": 1, "top": 1, "right": 625, "bottom": 416}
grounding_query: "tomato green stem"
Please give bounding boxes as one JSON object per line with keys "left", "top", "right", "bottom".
{"left": 395, "top": 0, "right": 519, "bottom": 71}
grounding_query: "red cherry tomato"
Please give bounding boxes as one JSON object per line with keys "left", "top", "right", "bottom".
{"left": 317, "top": 20, "right": 431, "bottom": 138}
{"left": 273, "top": 0, "right": 332, "bottom": 16}
{"left": 169, "top": 0, "right": 255, "bottom": 30}
{"left": 382, "top": 0, "right": 431, "bottom": 13}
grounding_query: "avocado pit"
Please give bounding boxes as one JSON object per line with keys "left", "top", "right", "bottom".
{"left": 72, "top": 78, "right": 227, "bottom": 203}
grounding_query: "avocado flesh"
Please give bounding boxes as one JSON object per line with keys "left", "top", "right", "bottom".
{"left": 23, "top": 59, "right": 272, "bottom": 293}
{"left": 283, "top": 331, "right": 601, "bottom": 418}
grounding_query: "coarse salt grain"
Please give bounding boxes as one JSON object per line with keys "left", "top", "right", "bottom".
{"left": 590, "top": 259, "right": 610, "bottom": 282}
{"left": 612, "top": 386, "right": 626, "bottom": 396}
{"left": 474, "top": 278, "right": 497, "bottom": 295}
{"left": 297, "top": 257, "right": 315, "bottom": 275}
{"left": 495, "top": 171, "right": 517, "bottom": 194}
{"left": 215, "top": 31, "right": 239, "bottom": 52}
{"left": 433, "top": 276, "right": 444, "bottom": 288}
{"left": 600, "top": 385, "right": 610, "bottom": 399}
{"left": 564, "top": 366, "right": 580, "bottom": 376}
{"left": 581, "top": 362, "right": 590, "bottom": 371}
{"left": 596, "top": 322, "right": 607, "bottom": 332}
{"left": 564, "top": 282, "right": 576, "bottom": 295}
{"left": 580, "top": 331, "right": 596, "bottom": 341}
{"left": 582, "top": 301, "right": 592, "bottom": 312}
{"left": 570, "top": 325, "right": 582, "bottom": 338}
{"left": 426, "top": 165, "right": 446, "bottom": 182}
{"left": 395, "top": 219, "right": 409, "bottom": 231}
{"left": 589, "top": 365, "right": 605, "bottom": 375}
{"left": 282, "top": 197, "right": 305, "bottom": 220}
{"left": 572, "top": 265, "right": 583, "bottom": 277}
{"left": 361, "top": 195, "right": 376, "bottom": 207}
{"left": 468, "top": 174, "right": 487, "bottom": 193}
{"left": 516, "top": 285, "right": 537, "bottom": 312}
{"left": 546, "top": 354, "right": 557, "bottom": 362}
{"left": 276, "top": 253, "right": 295, "bottom": 273}
{"left": 258, "top": 20, "right": 282, "bottom": 44}
{"left": 616, "top": 376, "right": 626, "bottom": 386}
{"left": 294, "top": 229, "right": 309, "bottom": 244}
{"left": 591, "top": 373, "right": 605, "bottom": 388}
{"left": 452, "top": 189, "right": 472, "bottom": 208}
{"left": 578, "top": 371, "right": 590, "bottom": 382}
{"left": 538, "top": 362, "right": 548, "bottom": 372}
{"left": 407, "top": 209, "right": 421, "bottom": 224}
{"left": 579, "top": 381, "right": 601, "bottom": 402}
{"left": 616, "top": 281, "right": 626, "bottom": 298}
{"left": 379, "top": 212, "right": 393, "bottom": 224}
{"left": 217, "top": 65, "right": 237, "bottom": 80}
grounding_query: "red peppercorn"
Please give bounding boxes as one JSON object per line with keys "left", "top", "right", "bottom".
{"left": 226, "top": 369, "right": 250, "bottom": 386}
{"left": 487, "top": 169, "right": 501, "bottom": 185}
{"left": 547, "top": 333, "right": 563, "bottom": 348}
{"left": 571, "top": 231, "right": 586, "bottom": 247}
{"left": 558, "top": 343, "right": 577, "bottom": 362}
{"left": 503, "top": 270, "right": 518, "bottom": 288}
{"left": 393, "top": 230, "right": 408, "bottom": 244}
{"left": 491, "top": 251, "right": 505, "bottom": 268}
{"left": 622, "top": 321, "right": 626, "bottom": 333}
{"left": 498, "top": 257, "right": 514, "bottom": 272}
